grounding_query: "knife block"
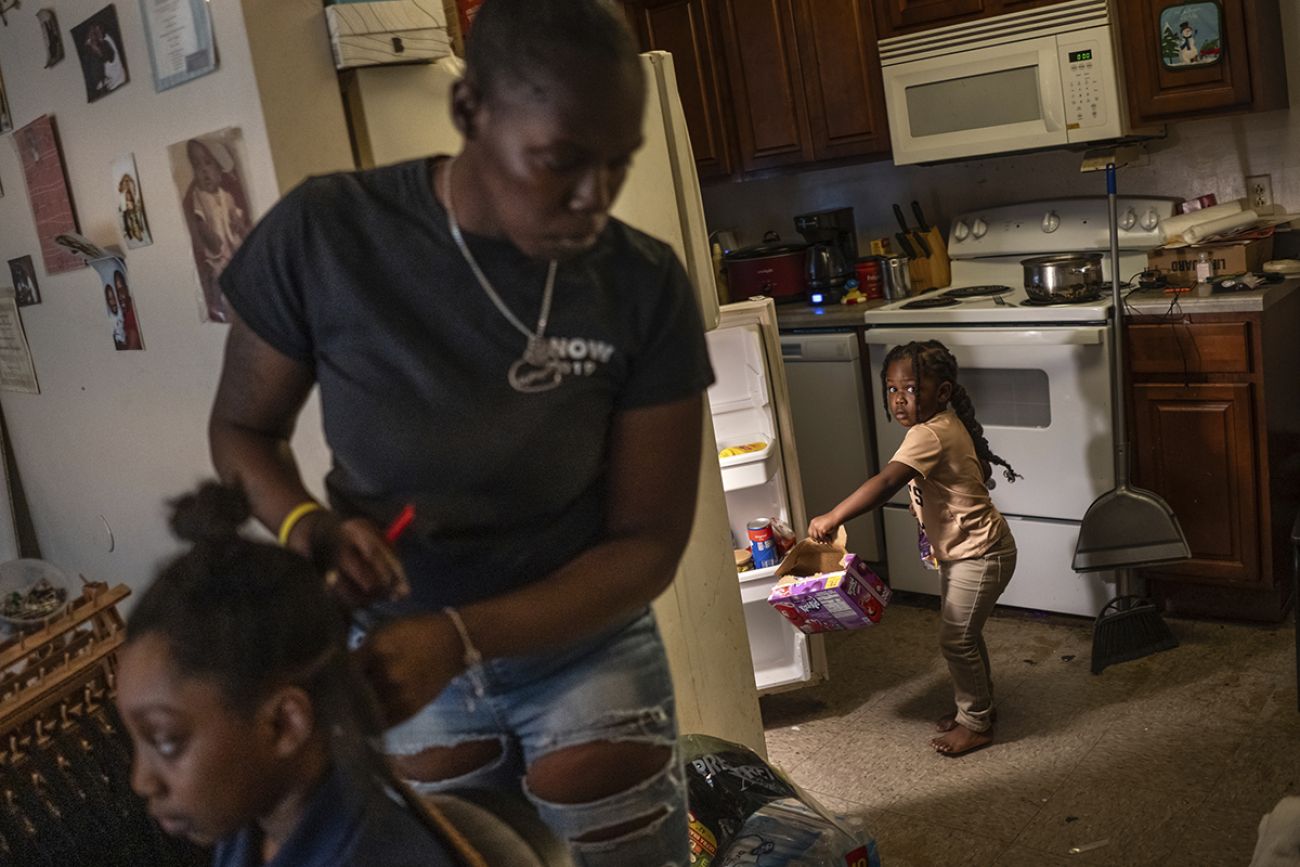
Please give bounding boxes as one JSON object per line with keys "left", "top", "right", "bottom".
{"left": 907, "top": 227, "right": 951, "bottom": 292}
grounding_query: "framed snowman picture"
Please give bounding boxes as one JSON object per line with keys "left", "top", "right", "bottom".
{"left": 1159, "top": 2, "right": 1224, "bottom": 69}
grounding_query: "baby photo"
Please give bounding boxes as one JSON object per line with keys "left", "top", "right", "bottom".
{"left": 168, "top": 128, "right": 253, "bottom": 323}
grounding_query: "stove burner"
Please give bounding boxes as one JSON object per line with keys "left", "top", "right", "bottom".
{"left": 942, "top": 285, "right": 1013, "bottom": 299}
{"left": 900, "top": 297, "right": 961, "bottom": 310}
{"left": 1019, "top": 293, "right": 1104, "bottom": 307}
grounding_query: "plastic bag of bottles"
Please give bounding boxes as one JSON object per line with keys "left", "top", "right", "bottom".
{"left": 683, "top": 735, "right": 880, "bottom": 866}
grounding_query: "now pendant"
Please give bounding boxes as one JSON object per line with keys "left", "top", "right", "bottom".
{"left": 508, "top": 339, "right": 562, "bottom": 393}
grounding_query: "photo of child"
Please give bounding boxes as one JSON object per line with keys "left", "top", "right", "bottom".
{"left": 167, "top": 128, "right": 253, "bottom": 323}
{"left": 8, "top": 256, "right": 41, "bottom": 307}
{"left": 71, "top": 4, "right": 130, "bottom": 103}
{"left": 112, "top": 154, "right": 152, "bottom": 248}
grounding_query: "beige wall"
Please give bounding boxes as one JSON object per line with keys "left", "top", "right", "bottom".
{"left": 0, "top": 0, "right": 350, "bottom": 595}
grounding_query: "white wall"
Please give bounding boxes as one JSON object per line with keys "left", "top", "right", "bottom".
{"left": 702, "top": 4, "right": 1300, "bottom": 250}
{"left": 0, "top": 0, "right": 349, "bottom": 596}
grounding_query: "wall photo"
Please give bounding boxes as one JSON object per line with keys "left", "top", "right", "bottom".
{"left": 38, "top": 8, "right": 66, "bottom": 68}
{"left": 167, "top": 127, "right": 253, "bottom": 323}
{"left": 103, "top": 267, "right": 144, "bottom": 350}
{"left": 7, "top": 256, "right": 41, "bottom": 307}
{"left": 71, "top": 4, "right": 130, "bottom": 103}
{"left": 112, "top": 153, "right": 152, "bottom": 248}
{"left": 0, "top": 59, "right": 12, "bottom": 134}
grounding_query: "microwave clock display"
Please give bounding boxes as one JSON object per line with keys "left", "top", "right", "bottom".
{"left": 1069, "top": 49, "right": 1093, "bottom": 63}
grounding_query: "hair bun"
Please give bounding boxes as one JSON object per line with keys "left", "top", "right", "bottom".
{"left": 169, "top": 481, "right": 251, "bottom": 544}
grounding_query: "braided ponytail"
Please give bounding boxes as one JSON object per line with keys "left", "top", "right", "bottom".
{"left": 947, "top": 381, "right": 1021, "bottom": 485}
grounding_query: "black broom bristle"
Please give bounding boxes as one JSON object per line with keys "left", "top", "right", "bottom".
{"left": 1090, "top": 595, "right": 1178, "bottom": 675}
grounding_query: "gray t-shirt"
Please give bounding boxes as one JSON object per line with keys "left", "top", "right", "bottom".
{"left": 221, "top": 158, "right": 714, "bottom": 613}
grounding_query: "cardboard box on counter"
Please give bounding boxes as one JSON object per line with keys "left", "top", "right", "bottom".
{"left": 1148, "top": 236, "right": 1275, "bottom": 288}
{"left": 766, "top": 531, "right": 890, "bottom": 634}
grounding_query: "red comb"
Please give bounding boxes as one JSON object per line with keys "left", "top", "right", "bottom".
{"left": 385, "top": 504, "right": 416, "bottom": 544}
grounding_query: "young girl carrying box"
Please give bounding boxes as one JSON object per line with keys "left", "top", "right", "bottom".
{"left": 808, "top": 340, "right": 1020, "bottom": 757}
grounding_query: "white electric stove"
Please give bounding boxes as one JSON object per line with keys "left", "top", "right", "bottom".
{"left": 862, "top": 195, "right": 1178, "bottom": 616}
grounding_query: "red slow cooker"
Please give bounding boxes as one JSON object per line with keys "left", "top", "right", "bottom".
{"left": 723, "top": 238, "right": 809, "bottom": 304}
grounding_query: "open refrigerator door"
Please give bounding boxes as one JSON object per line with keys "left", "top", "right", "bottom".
{"left": 707, "top": 298, "right": 826, "bottom": 694}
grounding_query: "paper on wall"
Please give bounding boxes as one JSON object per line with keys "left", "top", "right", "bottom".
{"left": 0, "top": 292, "right": 40, "bottom": 395}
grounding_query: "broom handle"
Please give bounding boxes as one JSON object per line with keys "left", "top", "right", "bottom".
{"left": 1107, "top": 164, "right": 1130, "bottom": 490}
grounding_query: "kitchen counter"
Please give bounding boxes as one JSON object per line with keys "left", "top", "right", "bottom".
{"left": 1125, "top": 277, "right": 1300, "bottom": 315}
{"left": 774, "top": 299, "right": 887, "bottom": 331}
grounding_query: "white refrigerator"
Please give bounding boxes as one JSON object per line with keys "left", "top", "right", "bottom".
{"left": 342, "top": 51, "right": 821, "bottom": 744}
{"left": 707, "top": 298, "right": 826, "bottom": 693}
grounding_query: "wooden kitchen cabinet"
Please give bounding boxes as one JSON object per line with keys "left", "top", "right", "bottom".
{"left": 1115, "top": 0, "right": 1287, "bottom": 126}
{"left": 791, "top": 0, "right": 892, "bottom": 162}
{"left": 872, "top": 0, "right": 1059, "bottom": 37}
{"left": 1132, "top": 382, "right": 1260, "bottom": 585}
{"left": 714, "top": 0, "right": 814, "bottom": 172}
{"left": 624, "top": 0, "right": 736, "bottom": 179}
{"left": 1126, "top": 295, "right": 1300, "bottom": 621}
{"left": 627, "top": 0, "right": 891, "bottom": 178}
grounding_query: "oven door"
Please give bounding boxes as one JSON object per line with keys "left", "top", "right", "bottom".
{"left": 883, "top": 34, "right": 1067, "bottom": 165}
{"left": 865, "top": 326, "right": 1113, "bottom": 522}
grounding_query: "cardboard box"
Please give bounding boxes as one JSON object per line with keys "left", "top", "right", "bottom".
{"left": 1147, "top": 236, "right": 1275, "bottom": 288}
{"left": 325, "top": 0, "right": 452, "bottom": 70}
{"left": 766, "top": 531, "right": 891, "bottom": 634}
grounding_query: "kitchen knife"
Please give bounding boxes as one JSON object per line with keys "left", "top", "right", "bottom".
{"left": 911, "top": 200, "right": 930, "bottom": 232}
{"left": 894, "top": 231, "right": 915, "bottom": 258}
{"left": 894, "top": 202, "right": 931, "bottom": 258}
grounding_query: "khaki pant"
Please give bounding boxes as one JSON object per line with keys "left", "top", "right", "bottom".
{"left": 938, "top": 538, "right": 1017, "bottom": 733}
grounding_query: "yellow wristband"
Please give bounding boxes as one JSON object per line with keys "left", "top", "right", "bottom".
{"left": 278, "top": 501, "right": 324, "bottom": 547}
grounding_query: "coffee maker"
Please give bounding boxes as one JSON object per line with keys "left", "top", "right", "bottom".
{"left": 794, "top": 207, "right": 857, "bottom": 304}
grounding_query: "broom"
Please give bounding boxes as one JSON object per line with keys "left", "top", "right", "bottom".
{"left": 1090, "top": 571, "right": 1178, "bottom": 674}
{"left": 1076, "top": 158, "right": 1188, "bottom": 674}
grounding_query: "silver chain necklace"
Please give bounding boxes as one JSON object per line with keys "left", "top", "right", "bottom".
{"left": 443, "top": 157, "right": 562, "bottom": 393}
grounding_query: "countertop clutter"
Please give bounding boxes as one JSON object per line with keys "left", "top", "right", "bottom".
{"left": 1125, "top": 277, "right": 1300, "bottom": 315}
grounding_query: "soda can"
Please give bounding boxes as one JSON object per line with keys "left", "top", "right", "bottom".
{"left": 748, "top": 518, "right": 779, "bottom": 569}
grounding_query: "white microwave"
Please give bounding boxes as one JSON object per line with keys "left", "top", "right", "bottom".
{"left": 879, "top": 0, "right": 1158, "bottom": 166}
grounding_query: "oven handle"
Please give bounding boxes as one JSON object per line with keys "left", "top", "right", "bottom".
{"left": 863, "top": 326, "right": 1105, "bottom": 347}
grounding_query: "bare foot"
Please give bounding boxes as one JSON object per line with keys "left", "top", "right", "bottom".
{"left": 931, "top": 723, "right": 993, "bottom": 757}
{"left": 935, "top": 709, "right": 996, "bottom": 733}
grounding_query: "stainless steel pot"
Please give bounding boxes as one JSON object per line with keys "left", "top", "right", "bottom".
{"left": 1022, "top": 254, "right": 1104, "bottom": 301}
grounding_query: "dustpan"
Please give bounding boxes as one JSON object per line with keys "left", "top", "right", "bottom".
{"left": 1072, "top": 163, "right": 1191, "bottom": 574}
{"left": 1074, "top": 163, "right": 1189, "bottom": 673}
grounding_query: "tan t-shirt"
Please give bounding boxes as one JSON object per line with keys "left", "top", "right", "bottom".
{"left": 889, "top": 409, "right": 1010, "bottom": 561}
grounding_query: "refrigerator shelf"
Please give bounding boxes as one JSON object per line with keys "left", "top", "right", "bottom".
{"left": 738, "top": 564, "right": 781, "bottom": 593}
{"left": 718, "top": 438, "right": 778, "bottom": 492}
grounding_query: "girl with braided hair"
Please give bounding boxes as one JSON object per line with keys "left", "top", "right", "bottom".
{"left": 809, "top": 340, "right": 1019, "bottom": 757}
{"left": 114, "top": 482, "right": 471, "bottom": 865}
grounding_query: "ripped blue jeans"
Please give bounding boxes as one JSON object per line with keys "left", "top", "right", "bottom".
{"left": 382, "top": 608, "right": 688, "bottom": 867}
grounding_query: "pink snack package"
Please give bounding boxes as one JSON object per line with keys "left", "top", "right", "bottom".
{"left": 767, "top": 570, "right": 885, "bottom": 634}
{"left": 841, "top": 554, "right": 893, "bottom": 607}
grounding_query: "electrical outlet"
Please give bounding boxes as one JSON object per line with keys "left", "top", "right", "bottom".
{"left": 1247, "top": 174, "right": 1274, "bottom": 214}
